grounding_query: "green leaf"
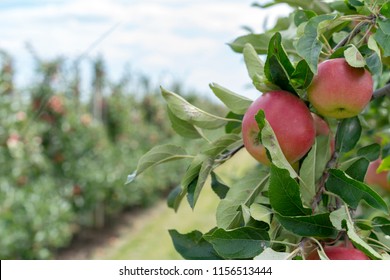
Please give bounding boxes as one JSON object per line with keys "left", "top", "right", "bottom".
{"left": 224, "top": 112, "right": 243, "bottom": 134}
{"left": 229, "top": 33, "right": 272, "bottom": 54}
{"left": 254, "top": 248, "right": 292, "bottom": 260}
{"left": 216, "top": 167, "right": 269, "bottom": 229}
{"left": 374, "top": 27, "right": 390, "bottom": 57}
{"left": 380, "top": 2, "right": 390, "bottom": 18}
{"left": 335, "top": 117, "right": 361, "bottom": 153}
{"left": 357, "top": 143, "right": 381, "bottom": 162}
{"left": 345, "top": 157, "right": 369, "bottom": 182}
{"left": 264, "top": 55, "right": 296, "bottom": 93}
{"left": 180, "top": 154, "right": 205, "bottom": 205}
{"left": 315, "top": 135, "right": 332, "bottom": 181}
{"left": 326, "top": 169, "right": 389, "bottom": 213}
{"left": 347, "top": 0, "right": 364, "bottom": 7}
{"left": 256, "top": 110, "right": 298, "bottom": 178}
{"left": 211, "top": 172, "right": 229, "bottom": 199}
{"left": 229, "top": 33, "right": 298, "bottom": 56}
{"left": 372, "top": 216, "right": 390, "bottom": 235}
{"left": 203, "top": 227, "right": 270, "bottom": 259}
{"left": 329, "top": 206, "right": 382, "bottom": 260}
{"left": 266, "top": 33, "right": 295, "bottom": 76}
{"left": 264, "top": 32, "right": 297, "bottom": 93}
{"left": 126, "top": 144, "right": 189, "bottom": 183}
{"left": 275, "top": 213, "right": 338, "bottom": 238}
{"left": 294, "top": 10, "right": 317, "bottom": 27}
{"left": 269, "top": 165, "right": 311, "bottom": 216}
{"left": 290, "top": 59, "right": 314, "bottom": 91}
{"left": 209, "top": 83, "right": 252, "bottom": 115}
{"left": 299, "top": 139, "right": 317, "bottom": 206}
{"left": 366, "top": 36, "right": 383, "bottom": 76}
{"left": 167, "top": 107, "right": 201, "bottom": 139}
{"left": 378, "top": 18, "right": 390, "bottom": 35}
{"left": 161, "top": 87, "right": 234, "bottom": 129}
{"left": 249, "top": 203, "right": 272, "bottom": 225}
{"left": 169, "top": 229, "right": 222, "bottom": 260}
{"left": 344, "top": 45, "right": 366, "bottom": 68}
{"left": 186, "top": 156, "right": 214, "bottom": 209}
{"left": 243, "top": 43, "right": 265, "bottom": 79}
{"left": 201, "top": 134, "right": 241, "bottom": 157}
{"left": 378, "top": 156, "right": 390, "bottom": 172}
{"left": 296, "top": 14, "right": 336, "bottom": 73}
{"left": 167, "top": 185, "right": 185, "bottom": 211}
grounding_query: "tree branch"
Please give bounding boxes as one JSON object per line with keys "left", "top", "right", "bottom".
{"left": 372, "top": 83, "right": 390, "bottom": 100}
{"left": 332, "top": 21, "right": 369, "bottom": 52}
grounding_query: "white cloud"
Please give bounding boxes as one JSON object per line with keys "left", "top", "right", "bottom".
{"left": 0, "top": 0, "right": 292, "bottom": 98}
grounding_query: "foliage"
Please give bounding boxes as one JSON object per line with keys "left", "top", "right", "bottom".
{"left": 130, "top": 0, "right": 390, "bottom": 259}
{"left": 0, "top": 53, "right": 220, "bottom": 259}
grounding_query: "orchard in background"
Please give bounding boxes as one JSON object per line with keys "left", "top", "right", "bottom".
{"left": 129, "top": 0, "right": 390, "bottom": 260}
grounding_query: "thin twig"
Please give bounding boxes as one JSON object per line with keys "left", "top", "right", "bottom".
{"left": 372, "top": 83, "right": 390, "bottom": 100}
{"left": 332, "top": 20, "right": 371, "bottom": 52}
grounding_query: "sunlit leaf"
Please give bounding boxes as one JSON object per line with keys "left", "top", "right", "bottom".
{"left": 216, "top": 167, "right": 269, "bottom": 229}
{"left": 161, "top": 87, "right": 235, "bottom": 129}
{"left": 296, "top": 14, "right": 336, "bottom": 73}
{"left": 209, "top": 83, "right": 252, "bottom": 115}
{"left": 167, "top": 107, "right": 201, "bottom": 139}
{"left": 126, "top": 144, "right": 190, "bottom": 184}
{"left": 344, "top": 45, "right": 366, "bottom": 68}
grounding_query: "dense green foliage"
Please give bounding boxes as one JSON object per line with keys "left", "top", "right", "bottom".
{"left": 131, "top": 0, "right": 390, "bottom": 260}
{"left": 0, "top": 53, "right": 221, "bottom": 259}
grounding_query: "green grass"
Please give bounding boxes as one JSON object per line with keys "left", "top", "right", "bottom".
{"left": 93, "top": 150, "right": 257, "bottom": 260}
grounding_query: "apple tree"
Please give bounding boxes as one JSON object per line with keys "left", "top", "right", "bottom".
{"left": 128, "top": 0, "right": 390, "bottom": 260}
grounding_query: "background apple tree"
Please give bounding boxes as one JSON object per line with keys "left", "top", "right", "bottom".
{"left": 128, "top": 0, "right": 390, "bottom": 260}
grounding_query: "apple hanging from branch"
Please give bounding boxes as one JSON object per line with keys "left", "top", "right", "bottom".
{"left": 241, "top": 90, "right": 316, "bottom": 165}
{"left": 307, "top": 58, "right": 373, "bottom": 119}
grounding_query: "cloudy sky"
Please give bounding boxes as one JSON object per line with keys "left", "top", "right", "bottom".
{"left": 0, "top": 0, "right": 291, "bottom": 100}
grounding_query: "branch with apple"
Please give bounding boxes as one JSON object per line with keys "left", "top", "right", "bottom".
{"left": 128, "top": 0, "right": 390, "bottom": 260}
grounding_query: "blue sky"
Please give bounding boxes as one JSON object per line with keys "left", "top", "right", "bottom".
{"left": 0, "top": 0, "right": 291, "bottom": 100}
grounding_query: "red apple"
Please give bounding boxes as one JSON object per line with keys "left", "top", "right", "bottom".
{"left": 242, "top": 90, "right": 315, "bottom": 165}
{"left": 307, "top": 245, "right": 370, "bottom": 260}
{"left": 365, "top": 158, "right": 390, "bottom": 191}
{"left": 312, "top": 113, "right": 335, "bottom": 154}
{"left": 307, "top": 58, "right": 373, "bottom": 119}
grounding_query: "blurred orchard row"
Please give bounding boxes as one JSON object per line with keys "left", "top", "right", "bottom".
{"left": 0, "top": 50, "right": 223, "bottom": 259}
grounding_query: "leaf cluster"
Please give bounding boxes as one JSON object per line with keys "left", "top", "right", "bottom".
{"left": 129, "top": 0, "right": 390, "bottom": 260}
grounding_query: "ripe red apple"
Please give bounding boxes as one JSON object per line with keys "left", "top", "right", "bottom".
{"left": 307, "top": 58, "right": 373, "bottom": 119}
{"left": 242, "top": 90, "right": 315, "bottom": 165}
{"left": 365, "top": 158, "right": 390, "bottom": 191}
{"left": 307, "top": 245, "right": 370, "bottom": 260}
{"left": 312, "top": 113, "right": 335, "bottom": 154}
